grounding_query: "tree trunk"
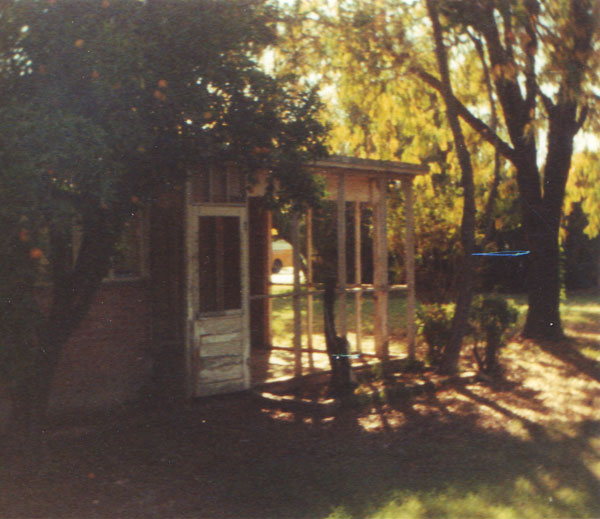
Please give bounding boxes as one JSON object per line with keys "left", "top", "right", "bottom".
{"left": 9, "top": 208, "right": 118, "bottom": 450}
{"left": 426, "top": 0, "right": 477, "bottom": 375}
{"left": 520, "top": 103, "right": 576, "bottom": 340}
{"left": 523, "top": 227, "right": 563, "bottom": 339}
{"left": 323, "top": 275, "right": 354, "bottom": 397}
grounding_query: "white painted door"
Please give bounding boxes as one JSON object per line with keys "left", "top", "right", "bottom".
{"left": 186, "top": 204, "right": 250, "bottom": 397}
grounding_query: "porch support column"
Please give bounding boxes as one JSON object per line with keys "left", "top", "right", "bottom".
{"left": 291, "top": 211, "right": 302, "bottom": 376}
{"left": 372, "top": 177, "right": 389, "bottom": 359}
{"left": 248, "top": 197, "right": 271, "bottom": 349}
{"left": 354, "top": 201, "right": 362, "bottom": 353}
{"left": 306, "top": 207, "right": 314, "bottom": 370}
{"left": 337, "top": 173, "right": 347, "bottom": 338}
{"left": 403, "top": 177, "right": 417, "bottom": 360}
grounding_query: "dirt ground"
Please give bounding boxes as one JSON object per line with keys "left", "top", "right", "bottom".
{"left": 1, "top": 310, "right": 599, "bottom": 518}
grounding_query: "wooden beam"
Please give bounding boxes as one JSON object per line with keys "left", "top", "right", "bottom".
{"left": 372, "top": 177, "right": 389, "bottom": 359}
{"left": 403, "top": 178, "right": 417, "bottom": 360}
{"left": 337, "top": 173, "right": 347, "bottom": 338}
{"left": 354, "top": 201, "right": 362, "bottom": 353}
{"left": 183, "top": 179, "right": 197, "bottom": 398}
{"left": 306, "top": 208, "right": 314, "bottom": 370}
{"left": 291, "top": 212, "right": 302, "bottom": 376}
{"left": 266, "top": 209, "right": 273, "bottom": 348}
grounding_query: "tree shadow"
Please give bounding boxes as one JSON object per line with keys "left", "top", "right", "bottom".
{"left": 537, "top": 336, "right": 600, "bottom": 383}
{"left": 1, "top": 379, "right": 600, "bottom": 519}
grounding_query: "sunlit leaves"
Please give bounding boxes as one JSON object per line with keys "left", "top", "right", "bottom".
{"left": 566, "top": 151, "right": 600, "bottom": 238}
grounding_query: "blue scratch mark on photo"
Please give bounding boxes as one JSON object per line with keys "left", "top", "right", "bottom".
{"left": 332, "top": 353, "right": 362, "bottom": 359}
{"left": 472, "top": 250, "right": 531, "bottom": 257}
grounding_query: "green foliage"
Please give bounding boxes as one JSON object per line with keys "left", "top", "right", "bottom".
{"left": 563, "top": 202, "right": 600, "bottom": 290}
{"left": 417, "top": 303, "right": 454, "bottom": 366}
{"left": 417, "top": 295, "right": 518, "bottom": 371}
{"left": 470, "top": 295, "right": 518, "bottom": 343}
{"left": 274, "top": 0, "right": 526, "bottom": 299}
{"left": 274, "top": 0, "right": 600, "bottom": 326}
{"left": 0, "top": 0, "right": 327, "bottom": 391}
{"left": 566, "top": 151, "right": 600, "bottom": 240}
{"left": 470, "top": 295, "right": 518, "bottom": 373}
{"left": 0, "top": 233, "right": 43, "bottom": 384}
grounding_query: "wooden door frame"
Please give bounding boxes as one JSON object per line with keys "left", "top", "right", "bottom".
{"left": 184, "top": 179, "right": 250, "bottom": 397}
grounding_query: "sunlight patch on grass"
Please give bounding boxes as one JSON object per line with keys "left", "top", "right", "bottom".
{"left": 357, "top": 413, "right": 386, "bottom": 432}
{"left": 580, "top": 344, "right": 600, "bottom": 361}
{"left": 271, "top": 291, "right": 407, "bottom": 350}
{"left": 505, "top": 418, "right": 532, "bottom": 441}
{"left": 327, "top": 476, "right": 594, "bottom": 519}
{"left": 563, "top": 304, "right": 600, "bottom": 314}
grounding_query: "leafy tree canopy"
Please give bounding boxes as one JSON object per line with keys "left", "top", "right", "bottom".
{"left": 1, "top": 0, "right": 326, "bottom": 214}
{"left": 0, "top": 0, "right": 327, "bottom": 428}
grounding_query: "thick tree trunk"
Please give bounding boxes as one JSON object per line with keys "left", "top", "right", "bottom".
{"left": 520, "top": 104, "right": 576, "bottom": 340}
{"left": 524, "top": 241, "right": 563, "bottom": 339}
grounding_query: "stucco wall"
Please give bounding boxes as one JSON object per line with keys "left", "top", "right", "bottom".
{"left": 1, "top": 280, "right": 153, "bottom": 432}
{"left": 47, "top": 280, "right": 153, "bottom": 412}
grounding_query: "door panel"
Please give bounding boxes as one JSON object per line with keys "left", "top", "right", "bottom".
{"left": 187, "top": 204, "right": 249, "bottom": 397}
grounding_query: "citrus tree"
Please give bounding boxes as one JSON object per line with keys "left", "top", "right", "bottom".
{"left": 0, "top": 0, "right": 326, "bottom": 439}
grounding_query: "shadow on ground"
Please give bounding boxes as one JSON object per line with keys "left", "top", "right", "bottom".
{"left": 2, "top": 292, "right": 599, "bottom": 518}
{"left": 2, "top": 369, "right": 600, "bottom": 518}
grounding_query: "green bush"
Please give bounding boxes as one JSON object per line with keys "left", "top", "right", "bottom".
{"left": 417, "top": 296, "right": 518, "bottom": 372}
{"left": 470, "top": 295, "right": 518, "bottom": 374}
{"left": 417, "top": 303, "right": 454, "bottom": 366}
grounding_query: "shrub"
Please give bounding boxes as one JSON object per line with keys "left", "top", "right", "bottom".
{"left": 417, "top": 303, "right": 454, "bottom": 366}
{"left": 470, "top": 295, "right": 518, "bottom": 374}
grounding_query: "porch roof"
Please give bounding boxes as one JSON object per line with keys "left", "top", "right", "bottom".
{"left": 310, "top": 155, "right": 428, "bottom": 178}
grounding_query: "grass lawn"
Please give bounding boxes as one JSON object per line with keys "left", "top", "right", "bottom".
{"left": 1, "top": 291, "right": 598, "bottom": 518}
{"left": 271, "top": 287, "right": 408, "bottom": 354}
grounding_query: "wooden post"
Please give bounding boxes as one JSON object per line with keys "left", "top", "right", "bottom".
{"left": 354, "top": 201, "right": 362, "bottom": 353}
{"left": 183, "top": 178, "right": 195, "bottom": 398}
{"left": 248, "top": 198, "right": 271, "bottom": 349}
{"left": 291, "top": 212, "right": 302, "bottom": 376}
{"left": 267, "top": 209, "right": 273, "bottom": 348}
{"left": 337, "top": 173, "right": 347, "bottom": 338}
{"left": 372, "top": 177, "right": 389, "bottom": 359}
{"left": 306, "top": 208, "right": 314, "bottom": 369}
{"left": 403, "top": 178, "right": 417, "bottom": 360}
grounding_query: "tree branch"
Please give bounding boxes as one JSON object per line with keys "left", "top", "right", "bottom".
{"left": 522, "top": 0, "right": 540, "bottom": 113}
{"left": 411, "top": 66, "right": 516, "bottom": 163}
{"left": 538, "top": 87, "right": 555, "bottom": 116}
{"left": 576, "top": 104, "right": 589, "bottom": 132}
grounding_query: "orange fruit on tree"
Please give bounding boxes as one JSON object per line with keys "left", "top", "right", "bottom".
{"left": 19, "top": 229, "right": 29, "bottom": 242}
{"left": 29, "top": 248, "right": 43, "bottom": 260}
{"left": 153, "top": 90, "right": 167, "bottom": 102}
{"left": 157, "top": 79, "right": 168, "bottom": 89}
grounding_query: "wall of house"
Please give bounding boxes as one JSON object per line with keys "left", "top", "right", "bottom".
{"left": 47, "top": 279, "right": 153, "bottom": 412}
{"left": 0, "top": 280, "right": 154, "bottom": 432}
{"left": 149, "top": 189, "right": 186, "bottom": 400}
{"left": 0, "top": 192, "right": 185, "bottom": 432}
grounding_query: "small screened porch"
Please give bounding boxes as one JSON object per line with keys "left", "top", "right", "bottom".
{"left": 249, "top": 156, "right": 427, "bottom": 386}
